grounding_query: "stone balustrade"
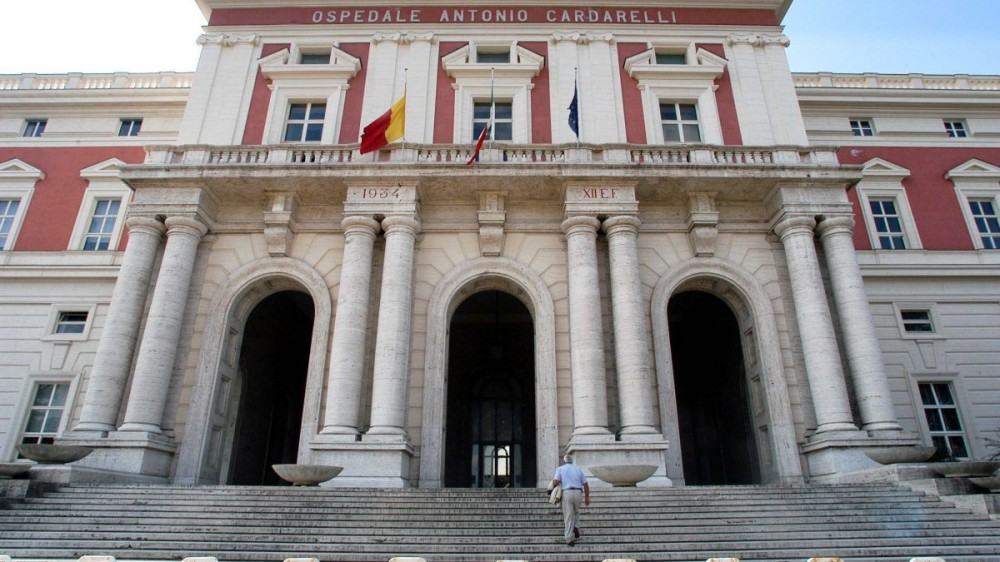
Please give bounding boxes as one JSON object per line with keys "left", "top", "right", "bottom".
{"left": 0, "top": 72, "right": 194, "bottom": 91}
{"left": 144, "top": 143, "right": 842, "bottom": 168}
{"left": 794, "top": 72, "right": 1000, "bottom": 91}
{"left": 0, "top": 556, "right": 952, "bottom": 562}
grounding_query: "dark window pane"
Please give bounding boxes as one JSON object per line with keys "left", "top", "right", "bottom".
{"left": 308, "top": 104, "right": 326, "bottom": 120}
{"left": 25, "top": 411, "right": 45, "bottom": 432}
{"left": 682, "top": 124, "right": 701, "bottom": 142}
{"left": 663, "top": 125, "right": 681, "bottom": 143}
{"left": 493, "top": 123, "right": 512, "bottom": 141}
{"left": 34, "top": 384, "right": 54, "bottom": 406}
{"left": 494, "top": 103, "right": 512, "bottom": 120}
{"left": 305, "top": 124, "right": 323, "bottom": 141}
{"left": 472, "top": 122, "right": 487, "bottom": 140}
{"left": 679, "top": 104, "right": 699, "bottom": 120}
{"left": 925, "top": 410, "right": 943, "bottom": 432}
{"left": 300, "top": 53, "right": 331, "bottom": 64}
{"left": 42, "top": 411, "right": 62, "bottom": 433}
{"left": 474, "top": 103, "right": 492, "bottom": 119}
{"left": 949, "top": 436, "right": 969, "bottom": 458}
{"left": 934, "top": 383, "right": 954, "bottom": 405}
{"left": 52, "top": 384, "right": 69, "bottom": 406}
{"left": 287, "top": 104, "right": 307, "bottom": 120}
{"left": 284, "top": 123, "right": 303, "bottom": 142}
{"left": 919, "top": 384, "right": 935, "bottom": 405}
{"left": 656, "top": 53, "right": 686, "bottom": 65}
{"left": 870, "top": 200, "right": 884, "bottom": 214}
{"left": 660, "top": 104, "right": 678, "bottom": 120}
{"left": 478, "top": 52, "right": 510, "bottom": 64}
{"left": 942, "top": 409, "right": 963, "bottom": 431}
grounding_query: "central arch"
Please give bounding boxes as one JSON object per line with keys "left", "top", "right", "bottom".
{"left": 420, "top": 257, "right": 558, "bottom": 488}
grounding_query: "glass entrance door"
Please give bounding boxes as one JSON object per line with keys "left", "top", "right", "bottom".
{"left": 470, "top": 391, "right": 522, "bottom": 488}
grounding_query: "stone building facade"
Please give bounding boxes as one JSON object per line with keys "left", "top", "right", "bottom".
{"left": 1, "top": 0, "right": 998, "bottom": 488}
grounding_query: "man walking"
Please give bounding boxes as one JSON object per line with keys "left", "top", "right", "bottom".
{"left": 551, "top": 453, "right": 590, "bottom": 546}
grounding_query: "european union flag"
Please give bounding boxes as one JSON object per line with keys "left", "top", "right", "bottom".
{"left": 567, "top": 79, "right": 579, "bottom": 141}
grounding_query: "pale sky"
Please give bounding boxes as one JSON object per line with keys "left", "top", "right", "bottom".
{"left": 0, "top": 0, "right": 997, "bottom": 76}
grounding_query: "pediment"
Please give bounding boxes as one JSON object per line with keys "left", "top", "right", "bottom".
{"left": 81, "top": 158, "right": 129, "bottom": 180}
{"left": 443, "top": 44, "right": 544, "bottom": 80}
{"left": 624, "top": 47, "right": 726, "bottom": 82}
{"left": 0, "top": 159, "right": 45, "bottom": 181}
{"left": 861, "top": 157, "right": 910, "bottom": 179}
{"left": 946, "top": 158, "right": 1000, "bottom": 180}
{"left": 260, "top": 45, "right": 361, "bottom": 82}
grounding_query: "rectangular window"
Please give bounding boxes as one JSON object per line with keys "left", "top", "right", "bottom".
{"left": 473, "top": 101, "right": 512, "bottom": 141}
{"left": 660, "top": 102, "right": 701, "bottom": 143}
{"left": 477, "top": 50, "right": 510, "bottom": 64}
{"left": 299, "top": 52, "right": 331, "bottom": 64}
{"left": 82, "top": 198, "right": 122, "bottom": 251}
{"left": 918, "top": 382, "right": 969, "bottom": 460}
{"left": 850, "top": 119, "right": 875, "bottom": 137}
{"left": 968, "top": 199, "right": 1000, "bottom": 249}
{"left": 55, "top": 311, "right": 89, "bottom": 334}
{"left": 118, "top": 119, "right": 143, "bottom": 137}
{"left": 20, "top": 382, "right": 71, "bottom": 445}
{"left": 655, "top": 53, "right": 687, "bottom": 65}
{"left": 0, "top": 198, "right": 21, "bottom": 250}
{"left": 944, "top": 120, "right": 968, "bottom": 138}
{"left": 869, "top": 199, "right": 907, "bottom": 249}
{"left": 283, "top": 102, "right": 325, "bottom": 142}
{"left": 23, "top": 119, "right": 47, "bottom": 137}
{"left": 900, "top": 309, "right": 934, "bottom": 333}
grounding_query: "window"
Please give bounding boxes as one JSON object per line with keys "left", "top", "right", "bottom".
{"left": 299, "top": 52, "right": 331, "bottom": 65}
{"left": 477, "top": 50, "right": 510, "bottom": 64}
{"left": 0, "top": 198, "right": 20, "bottom": 250}
{"left": 23, "top": 119, "right": 46, "bottom": 137}
{"left": 655, "top": 53, "right": 687, "bottom": 65}
{"left": 918, "top": 382, "right": 969, "bottom": 460}
{"left": 20, "top": 383, "right": 71, "bottom": 445}
{"left": 660, "top": 102, "right": 702, "bottom": 143}
{"left": 850, "top": 119, "right": 875, "bottom": 137}
{"left": 118, "top": 119, "right": 143, "bottom": 137}
{"left": 967, "top": 199, "right": 1000, "bottom": 249}
{"left": 82, "top": 198, "right": 121, "bottom": 251}
{"left": 900, "top": 309, "right": 934, "bottom": 333}
{"left": 868, "top": 199, "right": 907, "bottom": 249}
{"left": 283, "top": 102, "right": 326, "bottom": 142}
{"left": 944, "top": 120, "right": 968, "bottom": 138}
{"left": 474, "top": 101, "right": 512, "bottom": 141}
{"left": 54, "top": 311, "right": 89, "bottom": 334}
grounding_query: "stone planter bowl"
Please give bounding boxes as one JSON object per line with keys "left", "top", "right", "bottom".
{"left": 926, "top": 461, "right": 1000, "bottom": 478}
{"left": 272, "top": 464, "right": 343, "bottom": 486}
{"left": 15, "top": 444, "right": 94, "bottom": 464}
{"left": 863, "top": 445, "right": 937, "bottom": 465}
{"left": 588, "top": 464, "right": 657, "bottom": 487}
{"left": 967, "top": 476, "right": 1000, "bottom": 493}
{"left": 0, "top": 462, "right": 33, "bottom": 478}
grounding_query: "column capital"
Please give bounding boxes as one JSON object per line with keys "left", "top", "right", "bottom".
{"left": 602, "top": 215, "right": 642, "bottom": 236}
{"left": 125, "top": 216, "right": 166, "bottom": 237}
{"left": 381, "top": 215, "right": 421, "bottom": 235}
{"left": 341, "top": 215, "right": 381, "bottom": 235}
{"left": 815, "top": 216, "right": 856, "bottom": 238}
{"left": 561, "top": 215, "right": 601, "bottom": 235}
{"left": 773, "top": 216, "right": 816, "bottom": 239}
{"left": 164, "top": 216, "right": 209, "bottom": 238}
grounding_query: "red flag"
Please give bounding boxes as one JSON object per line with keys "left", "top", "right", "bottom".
{"left": 466, "top": 124, "right": 489, "bottom": 165}
{"left": 360, "top": 91, "right": 406, "bottom": 154}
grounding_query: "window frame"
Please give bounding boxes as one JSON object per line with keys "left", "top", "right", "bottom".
{"left": 118, "top": 118, "right": 143, "bottom": 137}
{"left": 856, "top": 158, "right": 923, "bottom": 251}
{"left": 906, "top": 376, "right": 972, "bottom": 461}
{"left": 947, "top": 159, "right": 1000, "bottom": 250}
{"left": 42, "top": 304, "right": 97, "bottom": 341}
{"left": 0, "top": 189, "right": 32, "bottom": 251}
{"left": 892, "top": 302, "right": 943, "bottom": 340}
{"left": 23, "top": 119, "right": 47, "bottom": 138}
{"left": 67, "top": 186, "right": 130, "bottom": 252}
{"left": 6, "top": 374, "right": 82, "bottom": 459}
{"left": 659, "top": 101, "right": 703, "bottom": 144}
{"left": 0, "top": 159, "right": 42, "bottom": 252}
{"left": 943, "top": 120, "right": 969, "bottom": 138}
{"left": 473, "top": 100, "right": 513, "bottom": 142}
{"left": 282, "top": 101, "right": 327, "bottom": 143}
{"left": 849, "top": 118, "right": 875, "bottom": 137}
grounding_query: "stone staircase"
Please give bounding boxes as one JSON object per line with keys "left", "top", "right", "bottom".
{"left": 1, "top": 484, "right": 1000, "bottom": 562}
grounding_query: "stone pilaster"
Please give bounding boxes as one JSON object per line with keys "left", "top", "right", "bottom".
{"left": 816, "top": 216, "right": 907, "bottom": 435}
{"left": 561, "top": 215, "right": 612, "bottom": 441}
{"left": 73, "top": 217, "right": 165, "bottom": 435}
{"left": 118, "top": 217, "right": 208, "bottom": 434}
{"left": 603, "top": 215, "right": 658, "bottom": 437}
{"left": 320, "top": 215, "right": 381, "bottom": 439}
{"left": 366, "top": 215, "right": 421, "bottom": 441}
{"left": 773, "top": 216, "right": 860, "bottom": 438}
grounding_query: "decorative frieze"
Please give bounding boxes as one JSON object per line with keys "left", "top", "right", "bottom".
{"left": 477, "top": 192, "right": 507, "bottom": 257}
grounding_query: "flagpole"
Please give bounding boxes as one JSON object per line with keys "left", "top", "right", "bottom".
{"left": 401, "top": 68, "right": 408, "bottom": 151}
{"left": 574, "top": 67, "right": 581, "bottom": 147}
{"left": 488, "top": 66, "right": 495, "bottom": 149}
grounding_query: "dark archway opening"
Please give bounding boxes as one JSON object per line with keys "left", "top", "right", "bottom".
{"left": 669, "top": 290, "right": 760, "bottom": 485}
{"left": 228, "top": 290, "right": 314, "bottom": 485}
{"left": 445, "top": 290, "right": 536, "bottom": 488}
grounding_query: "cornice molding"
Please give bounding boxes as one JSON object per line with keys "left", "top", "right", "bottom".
{"left": 197, "top": 33, "right": 260, "bottom": 47}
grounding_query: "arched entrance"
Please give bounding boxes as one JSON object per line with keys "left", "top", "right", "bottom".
{"left": 669, "top": 290, "right": 760, "bottom": 485}
{"left": 225, "top": 290, "right": 315, "bottom": 485}
{"left": 445, "top": 290, "right": 536, "bottom": 488}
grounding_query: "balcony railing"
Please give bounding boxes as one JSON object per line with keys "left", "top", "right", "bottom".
{"left": 793, "top": 72, "right": 1000, "bottom": 91}
{"left": 0, "top": 72, "right": 194, "bottom": 91}
{"left": 144, "top": 143, "right": 841, "bottom": 168}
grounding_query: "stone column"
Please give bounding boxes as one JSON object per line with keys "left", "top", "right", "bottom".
{"left": 74, "top": 217, "right": 165, "bottom": 434}
{"left": 321, "top": 216, "right": 381, "bottom": 438}
{"left": 773, "top": 216, "right": 859, "bottom": 435}
{"left": 366, "top": 215, "right": 421, "bottom": 440}
{"left": 118, "top": 216, "right": 208, "bottom": 434}
{"left": 561, "top": 215, "right": 612, "bottom": 440}
{"left": 603, "top": 215, "right": 657, "bottom": 437}
{"left": 816, "top": 216, "right": 904, "bottom": 434}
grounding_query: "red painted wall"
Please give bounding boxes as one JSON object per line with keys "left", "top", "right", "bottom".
{"left": 0, "top": 147, "right": 146, "bottom": 251}
{"left": 697, "top": 43, "right": 742, "bottom": 146}
{"left": 434, "top": 42, "right": 464, "bottom": 143}
{"left": 242, "top": 43, "right": 290, "bottom": 145}
{"left": 337, "top": 43, "right": 371, "bottom": 144}
{"left": 617, "top": 43, "right": 647, "bottom": 144}
{"left": 521, "top": 42, "right": 551, "bottom": 144}
{"left": 839, "top": 147, "right": 1000, "bottom": 251}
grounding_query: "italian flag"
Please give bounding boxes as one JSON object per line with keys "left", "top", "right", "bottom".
{"left": 360, "top": 90, "right": 406, "bottom": 154}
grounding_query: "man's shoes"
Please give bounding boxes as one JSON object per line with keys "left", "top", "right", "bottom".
{"left": 566, "top": 540, "right": 576, "bottom": 547}
{"left": 573, "top": 527, "right": 581, "bottom": 539}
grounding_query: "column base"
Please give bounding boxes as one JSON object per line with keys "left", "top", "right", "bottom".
{"left": 309, "top": 436, "right": 414, "bottom": 487}
{"left": 567, "top": 439, "right": 671, "bottom": 487}
{"left": 802, "top": 434, "right": 928, "bottom": 484}
{"left": 50, "top": 431, "right": 176, "bottom": 482}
